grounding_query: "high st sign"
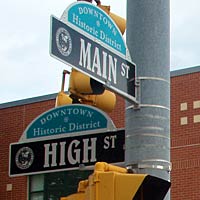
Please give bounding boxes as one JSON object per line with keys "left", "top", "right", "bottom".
{"left": 9, "top": 129, "right": 125, "bottom": 177}
{"left": 9, "top": 105, "right": 125, "bottom": 177}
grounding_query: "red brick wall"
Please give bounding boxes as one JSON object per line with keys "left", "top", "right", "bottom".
{"left": 0, "top": 96, "right": 125, "bottom": 200}
{"left": 171, "top": 72, "right": 200, "bottom": 199}
{"left": 0, "top": 100, "right": 55, "bottom": 200}
{"left": 109, "top": 95, "right": 125, "bottom": 128}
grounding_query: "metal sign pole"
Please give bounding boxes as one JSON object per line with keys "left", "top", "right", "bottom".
{"left": 125, "top": 0, "right": 170, "bottom": 199}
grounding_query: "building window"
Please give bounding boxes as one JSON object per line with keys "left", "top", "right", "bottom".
{"left": 29, "top": 170, "right": 91, "bottom": 200}
{"left": 180, "top": 102, "right": 187, "bottom": 111}
{"left": 29, "top": 174, "right": 44, "bottom": 200}
{"left": 194, "top": 115, "right": 200, "bottom": 123}
{"left": 180, "top": 117, "right": 188, "bottom": 125}
{"left": 193, "top": 100, "right": 200, "bottom": 109}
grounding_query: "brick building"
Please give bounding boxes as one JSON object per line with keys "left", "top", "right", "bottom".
{"left": 170, "top": 66, "right": 200, "bottom": 199}
{"left": 0, "top": 65, "right": 200, "bottom": 199}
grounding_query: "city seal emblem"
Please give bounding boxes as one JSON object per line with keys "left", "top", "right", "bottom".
{"left": 56, "top": 27, "right": 72, "bottom": 56}
{"left": 15, "top": 147, "right": 34, "bottom": 170}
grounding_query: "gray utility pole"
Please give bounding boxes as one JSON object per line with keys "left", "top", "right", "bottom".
{"left": 125, "top": 0, "right": 170, "bottom": 199}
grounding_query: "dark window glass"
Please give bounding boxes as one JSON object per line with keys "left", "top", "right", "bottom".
{"left": 29, "top": 170, "right": 92, "bottom": 200}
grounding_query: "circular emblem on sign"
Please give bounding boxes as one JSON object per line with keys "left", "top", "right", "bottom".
{"left": 15, "top": 147, "right": 34, "bottom": 170}
{"left": 56, "top": 27, "right": 72, "bottom": 56}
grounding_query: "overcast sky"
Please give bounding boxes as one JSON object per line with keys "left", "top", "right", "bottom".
{"left": 0, "top": 0, "right": 200, "bottom": 104}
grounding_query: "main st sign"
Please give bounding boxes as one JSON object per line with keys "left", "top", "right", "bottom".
{"left": 50, "top": 2, "right": 137, "bottom": 103}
